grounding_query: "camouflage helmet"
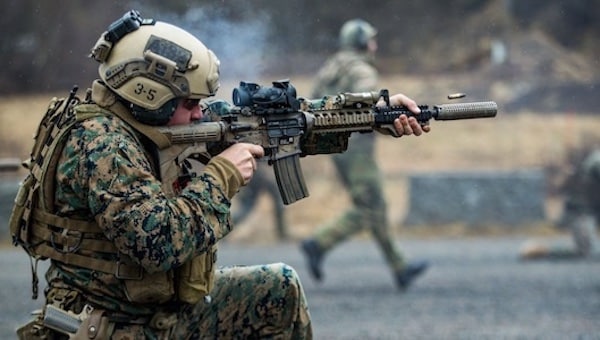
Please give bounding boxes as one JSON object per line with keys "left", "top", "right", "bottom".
{"left": 339, "top": 19, "right": 377, "bottom": 51}
{"left": 90, "top": 10, "right": 220, "bottom": 125}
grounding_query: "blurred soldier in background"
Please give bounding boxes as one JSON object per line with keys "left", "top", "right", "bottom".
{"left": 232, "top": 163, "right": 288, "bottom": 240}
{"left": 300, "top": 19, "right": 429, "bottom": 290}
{"left": 520, "top": 150, "right": 600, "bottom": 259}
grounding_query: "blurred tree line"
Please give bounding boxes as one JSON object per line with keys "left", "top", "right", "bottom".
{"left": 0, "top": 0, "right": 598, "bottom": 94}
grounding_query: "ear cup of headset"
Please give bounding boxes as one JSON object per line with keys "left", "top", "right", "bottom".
{"left": 130, "top": 98, "right": 178, "bottom": 126}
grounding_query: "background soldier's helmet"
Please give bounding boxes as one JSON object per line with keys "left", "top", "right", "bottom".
{"left": 90, "top": 10, "right": 220, "bottom": 125}
{"left": 339, "top": 19, "right": 377, "bottom": 51}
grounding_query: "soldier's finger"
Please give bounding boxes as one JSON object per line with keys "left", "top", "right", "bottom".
{"left": 248, "top": 144, "right": 265, "bottom": 158}
{"left": 400, "top": 115, "right": 414, "bottom": 135}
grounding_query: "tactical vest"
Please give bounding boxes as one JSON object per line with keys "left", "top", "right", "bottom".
{"left": 9, "top": 81, "right": 215, "bottom": 305}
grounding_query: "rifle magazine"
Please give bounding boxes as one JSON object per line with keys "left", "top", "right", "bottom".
{"left": 273, "top": 155, "right": 309, "bottom": 205}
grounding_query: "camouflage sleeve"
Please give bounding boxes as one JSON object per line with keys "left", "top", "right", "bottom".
{"left": 56, "top": 115, "right": 233, "bottom": 273}
{"left": 310, "top": 54, "right": 344, "bottom": 98}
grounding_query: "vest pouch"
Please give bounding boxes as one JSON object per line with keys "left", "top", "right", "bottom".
{"left": 72, "top": 309, "right": 113, "bottom": 340}
{"left": 9, "top": 174, "right": 34, "bottom": 247}
{"left": 124, "top": 270, "right": 174, "bottom": 304}
{"left": 177, "top": 247, "right": 217, "bottom": 304}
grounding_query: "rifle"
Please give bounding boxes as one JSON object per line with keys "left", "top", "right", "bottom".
{"left": 158, "top": 80, "right": 497, "bottom": 205}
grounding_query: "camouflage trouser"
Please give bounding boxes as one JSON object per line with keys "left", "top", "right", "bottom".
{"left": 171, "top": 262, "right": 312, "bottom": 339}
{"left": 23, "top": 263, "right": 311, "bottom": 340}
{"left": 313, "top": 133, "right": 405, "bottom": 273}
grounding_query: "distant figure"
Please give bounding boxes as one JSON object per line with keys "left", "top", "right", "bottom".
{"left": 299, "top": 19, "right": 429, "bottom": 290}
{"left": 232, "top": 163, "right": 288, "bottom": 240}
{"left": 520, "top": 150, "right": 600, "bottom": 259}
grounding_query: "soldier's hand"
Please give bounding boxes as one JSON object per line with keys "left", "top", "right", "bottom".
{"left": 218, "top": 143, "right": 265, "bottom": 184}
{"left": 379, "top": 93, "right": 431, "bottom": 136}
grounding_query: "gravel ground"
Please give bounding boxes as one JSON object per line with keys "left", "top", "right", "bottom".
{"left": 1, "top": 235, "right": 598, "bottom": 339}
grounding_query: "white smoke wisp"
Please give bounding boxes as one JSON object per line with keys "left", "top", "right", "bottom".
{"left": 169, "top": 5, "right": 274, "bottom": 84}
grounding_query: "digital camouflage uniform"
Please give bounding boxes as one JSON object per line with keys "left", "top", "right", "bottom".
{"left": 20, "top": 83, "right": 312, "bottom": 339}
{"left": 308, "top": 48, "right": 407, "bottom": 275}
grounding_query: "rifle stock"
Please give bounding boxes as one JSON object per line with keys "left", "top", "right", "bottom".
{"left": 158, "top": 80, "right": 498, "bottom": 204}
